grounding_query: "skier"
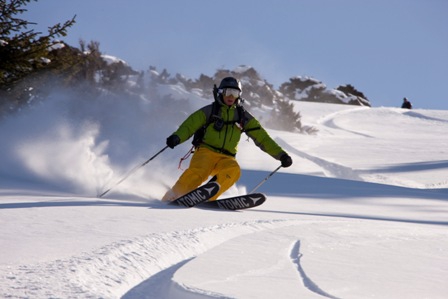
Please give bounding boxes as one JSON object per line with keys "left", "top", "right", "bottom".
{"left": 162, "top": 77, "right": 293, "bottom": 202}
{"left": 401, "top": 97, "right": 412, "bottom": 109}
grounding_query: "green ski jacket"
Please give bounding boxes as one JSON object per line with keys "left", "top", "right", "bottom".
{"left": 172, "top": 101, "right": 286, "bottom": 159}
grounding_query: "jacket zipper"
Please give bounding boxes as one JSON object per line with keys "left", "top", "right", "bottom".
{"left": 220, "top": 107, "right": 230, "bottom": 152}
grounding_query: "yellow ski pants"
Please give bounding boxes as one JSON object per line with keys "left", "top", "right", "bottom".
{"left": 164, "top": 147, "right": 241, "bottom": 201}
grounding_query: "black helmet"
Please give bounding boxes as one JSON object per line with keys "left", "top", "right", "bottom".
{"left": 218, "top": 77, "right": 242, "bottom": 92}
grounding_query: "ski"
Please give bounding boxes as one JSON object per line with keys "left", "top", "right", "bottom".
{"left": 199, "top": 193, "right": 266, "bottom": 210}
{"left": 169, "top": 181, "right": 220, "bottom": 208}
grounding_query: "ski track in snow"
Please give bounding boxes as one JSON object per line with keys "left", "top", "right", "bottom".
{"left": 2, "top": 219, "right": 304, "bottom": 298}
{"left": 277, "top": 138, "right": 363, "bottom": 182}
{"left": 287, "top": 107, "right": 448, "bottom": 189}
{"left": 316, "top": 107, "right": 373, "bottom": 138}
{"left": 291, "top": 241, "right": 340, "bottom": 299}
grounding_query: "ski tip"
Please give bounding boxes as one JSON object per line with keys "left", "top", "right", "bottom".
{"left": 97, "top": 189, "right": 110, "bottom": 198}
{"left": 169, "top": 181, "right": 221, "bottom": 208}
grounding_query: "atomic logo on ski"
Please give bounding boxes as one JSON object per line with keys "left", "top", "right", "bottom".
{"left": 216, "top": 194, "right": 263, "bottom": 210}
{"left": 200, "top": 193, "right": 267, "bottom": 210}
{"left": 250, "top": 195, "right": 265, "bottom": 204}
{"left": 179, "top": 186, "right": 216, "bottom": 207}
{"left": 171, "top": 181, "right": 220, "bottom": 208}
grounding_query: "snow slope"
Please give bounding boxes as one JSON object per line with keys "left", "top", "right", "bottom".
{"left": 1, "top": 88, "right": 447, "bottom": 299}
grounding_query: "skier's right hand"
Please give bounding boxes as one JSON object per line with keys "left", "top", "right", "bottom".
{"left": 166, "top": 135, "right": 180, "bottom": 149}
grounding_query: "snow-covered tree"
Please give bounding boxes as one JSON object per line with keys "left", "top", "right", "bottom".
{"left": 0, "top": 0, "right": 75, "bottom": 115}
{"left": 0, "top": 0, "right": 76, "bottom": 86}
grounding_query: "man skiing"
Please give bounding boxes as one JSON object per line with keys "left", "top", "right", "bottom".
{"left": 162, "top": 77, "right": 292, "bottom": 202}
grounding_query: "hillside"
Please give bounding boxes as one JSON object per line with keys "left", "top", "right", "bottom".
{"left": 1, "top": 81, "right": 447, "bottom": 298}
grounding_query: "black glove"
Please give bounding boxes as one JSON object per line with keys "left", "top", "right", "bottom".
{"left": 280, "top": 153, "right": 293, "bottom": 168}
{"left": 166, "top": 135, "right": 180, "bottom": 149}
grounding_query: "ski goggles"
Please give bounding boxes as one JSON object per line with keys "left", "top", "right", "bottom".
{"left": 223, "top": 88, "right": 241, "bottom": 98}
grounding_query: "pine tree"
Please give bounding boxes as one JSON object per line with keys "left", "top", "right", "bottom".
{"left": 336, "top": 84, "right": 371, "bottom": 106}
{"left": 266, "top": 99, "right": 302, "bottom": 132}
{"left": 0, "top": 0, "right": 76, "bottom": 86}
{"left": 0, "top": 0, "right": 75, "bottom": 114}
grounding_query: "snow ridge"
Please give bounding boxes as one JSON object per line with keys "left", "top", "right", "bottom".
{"left": 2, "top": 219, "right": 298, "bottom": 298}
{"left": 277, "top": 137, "right": 363, "bottom": 181}
{"left": 290, "top": 240, "right": 340, "bottom": 299}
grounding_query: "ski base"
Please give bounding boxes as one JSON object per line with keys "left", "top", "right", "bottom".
{"left": 200, "top": 193, "right": 266, "bottom": 210}
{"left": 169, "top": 181, "right": 220, "bottom": 208}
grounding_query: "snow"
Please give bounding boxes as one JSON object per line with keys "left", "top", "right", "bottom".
{"left": 102, "top": 54, "right": 127, "bottom": 65}
{"left": 48, "top": 41, "right": 65, "bottom": 51}
{"left": 1, "top": 85, "right": 448, "bottom": 299}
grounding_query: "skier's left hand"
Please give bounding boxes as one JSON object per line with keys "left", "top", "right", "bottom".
{"left": 280, "top": 153, "right": 293, "bottom": 167}
{"left": 166, "top": 135, "right": 180, "bottom": 149}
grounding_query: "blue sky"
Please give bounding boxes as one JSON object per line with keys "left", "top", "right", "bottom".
{"left": 25, "top": 0, "right": 448, "bottom": 110}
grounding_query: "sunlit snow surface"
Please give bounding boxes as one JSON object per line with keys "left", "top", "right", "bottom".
{"left": 1, "top": 90, "right": 447, "bottom": 298}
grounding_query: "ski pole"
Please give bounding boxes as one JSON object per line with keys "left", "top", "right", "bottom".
{"left": 249, "top": 165, "right": 282, "bottom": 194}
{"left": 98, "top": 145, "right": 169, "bottom": 198}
